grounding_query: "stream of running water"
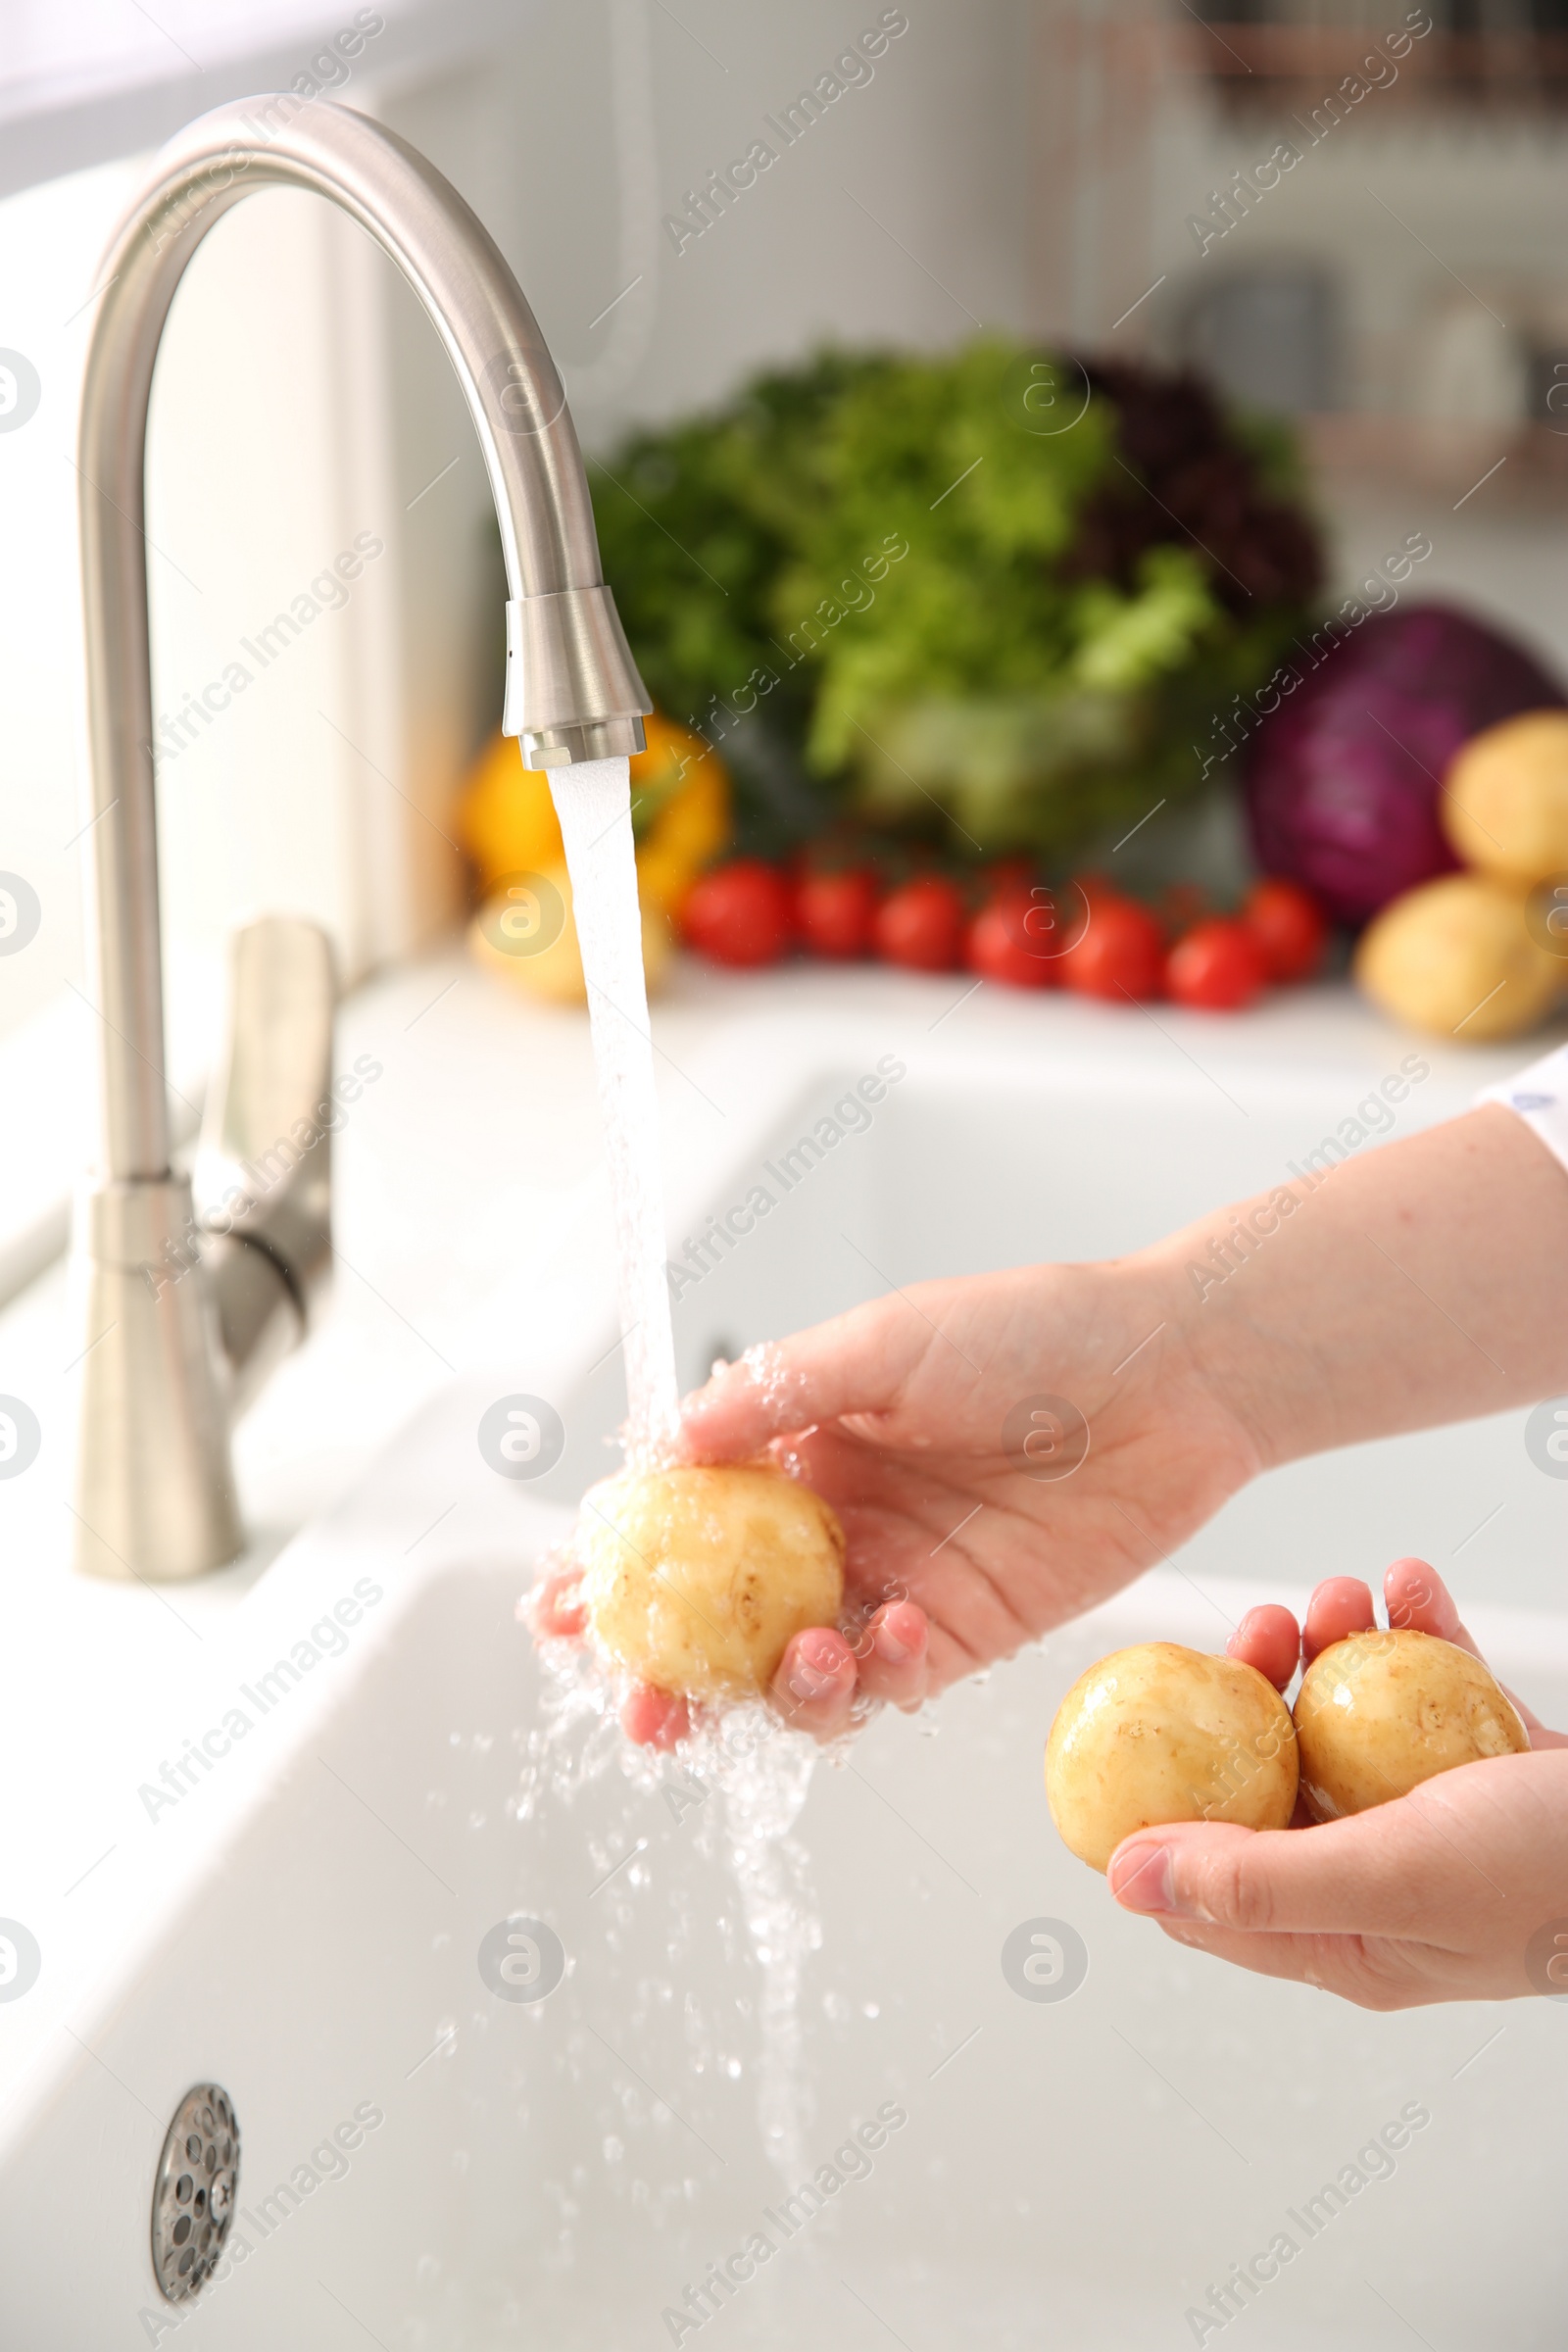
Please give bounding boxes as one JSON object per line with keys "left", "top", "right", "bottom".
{"left": 548, "top": 755, "right": 681, "bottom": 1460}
{"left": 539, "top": 751, "right": 820, "bottom": 2184}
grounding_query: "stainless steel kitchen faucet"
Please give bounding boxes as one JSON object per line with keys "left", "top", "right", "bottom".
{"left": 71, "top": 95, "right": 650, "bottom": 1580}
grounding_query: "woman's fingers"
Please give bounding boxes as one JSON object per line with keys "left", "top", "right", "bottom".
{"left": 530, "top": 1566, "right": 586, "bottom": 1642}
{"left": 771, "top": 1626, "right": 859, "bottom": 1740}
{"left": 1105, "top": 1749, "right": 1568, "bottom": 2004}
{"left": 1301, "top": 1577, "right": 1376, "bottom": 1664}
{"left": 546, "top": 1578, "right": 931, "bottom": 1751}
{"left": 677, "top": 1289, "right": 946, "bottom": 1463}
{"left": 1381, "top": 1554, "right": 1562, "bottom": 1746}
{"left": 854, "top": 1600, "right": 931, "bottom": 1708}
{"left": 1107, "top": 1815, "right": 1402, "bottom": 1938}
{"left": 1383, "top": 1555, "right": 1473, "bottom": 1648}
{"left": 1225, "top": 1603, "right": 1299, "bottom": 1691}
{"left": 768, "top": 1602, "right": 932, "bottom": 1740}
{"left": 1106, "top": 1773, "right": 1519, "bottom": 1946}
{"left": 620, "top": 1685, "right": 690, "bottom": 1749}
{"left": 1230, "top": 1563, "right": 1500, "bottom": 1691}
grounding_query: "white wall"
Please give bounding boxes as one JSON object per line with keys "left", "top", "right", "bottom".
{"left": 1147, "top": 98, "right": 1568, "bottom": 414}
{"left": 147, "top": 190, "right": 412, "bottom": 1018}
{"left": 369, "top": 0, "right": 1039, "bottom": 454}
{"left": 1139, "top": 70, "right": 1568, "bottom": 674}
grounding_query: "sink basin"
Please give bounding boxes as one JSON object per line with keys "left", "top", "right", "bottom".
{"left": 2, "top": 974, "right": 1564, "bottom": 2346}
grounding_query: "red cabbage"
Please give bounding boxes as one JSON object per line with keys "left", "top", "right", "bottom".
{"left": 1244, "top": 603, "right": 1565, "bottom": 925}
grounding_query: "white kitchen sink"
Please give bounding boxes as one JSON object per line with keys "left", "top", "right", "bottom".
{"left": 1, "top": 966, "right": 1564, "bottom": 2347}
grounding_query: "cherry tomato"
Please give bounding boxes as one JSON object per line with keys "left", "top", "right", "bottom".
{"left": 872, "top": 875, "right": 966, "bottom": 972}
{"left": 1024, "top": 881, "right": 1091, "bottom": 959}
{"left": 964, "top": 886, "right": 1064, "bottom": 990}
{"left": 1058, "top": 891, "right": 1165, "bottom": 1002}
{"left": 795, "top": 867, "right": 878, "bottom": 959}
{"left": 681, "top": 858, "right": 794, "bottom": 967}
{"left": 1165, "top": 915, "right": 1269, "bottom": 1011}
{"left": 1242, "top": 876, "right": 1329, "bottom": 983}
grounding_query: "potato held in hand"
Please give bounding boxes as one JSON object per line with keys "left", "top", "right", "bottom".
{"left": 578, "top": 1464, "right": 845, "bottom": 1704}
{"left": 1046, "top": 1643, "right": 1298, "bottom": 1873}
{"left": 1293, "top": 1628, "right": 1529, "bottom": 1823}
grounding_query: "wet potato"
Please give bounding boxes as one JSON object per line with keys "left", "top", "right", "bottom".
{"left": 578, "top": 1463, "right": 845, "bottom": 1704}
{"left": 1293, "top": 1627, "right": 1529, "bottom": 1822}
{"left": 1045, "top": 1642, "right": 1298, "bottom": 1873}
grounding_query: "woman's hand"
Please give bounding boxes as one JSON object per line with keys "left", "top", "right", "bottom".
{"left": 665, "top": 1255, "right": 1261, "bottom": 1742}
{"left": 531, "top": 1253, "right": 1259, "bottom": 1747}
{"left": 535, "top": 1103, "right": 1568, "bottom": 1753}
{"left": 1108, "top": 1557, "right": 1568, "bottom": 2008}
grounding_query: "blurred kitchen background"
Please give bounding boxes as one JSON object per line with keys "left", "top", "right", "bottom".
{"left": 3, "top": 0, "right": 1568, "bottom": 1287}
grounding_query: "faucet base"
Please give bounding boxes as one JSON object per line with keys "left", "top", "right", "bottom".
{"left": 71, "top": 1179, "right": 243, "bottom": 1582}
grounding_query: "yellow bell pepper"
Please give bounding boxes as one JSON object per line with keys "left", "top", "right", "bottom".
{"left": 457, "top": 710, "right": 730, "bottom": 915}
{"left": 469, "top": 861, "right": 673, "bottom": 1005}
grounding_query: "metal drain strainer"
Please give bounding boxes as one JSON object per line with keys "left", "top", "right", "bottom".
{"left": 151, "top": 2083, "right": 240, "bottom": 2303}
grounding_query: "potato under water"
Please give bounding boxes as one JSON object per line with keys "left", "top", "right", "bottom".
{"left": 1045, "top": 1642, "right": 1298, "bottom": 1871}
{"left": 577, "top": 1463, "right": 846, "bottom": 1703}
{"left": 1293, "top": 1627, "right": 1529, "bottom": 1821}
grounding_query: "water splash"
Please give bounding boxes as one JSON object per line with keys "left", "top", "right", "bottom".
{"left": 548, "top": 754, "right": 680, "bottom": 1457}
{"left": 521, "top": 1628, "right": 823, "bottom": 2187}
{"left": 712, "top": 1718, "right": 820, "bottom": 2180}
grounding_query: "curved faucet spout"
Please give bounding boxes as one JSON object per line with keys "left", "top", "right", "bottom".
{"left": 81, "top": 93, "right": 648, "bottom": 1184}
{"left": 72, "top": 96, "right": 650, "bottom": 1579}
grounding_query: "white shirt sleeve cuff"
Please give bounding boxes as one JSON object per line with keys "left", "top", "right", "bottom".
{"left": 1479, "top": 1040, "right": 1568, "bottom": 1174}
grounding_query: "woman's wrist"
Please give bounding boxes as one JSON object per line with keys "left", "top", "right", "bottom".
{"left": 1143, "top": 1219, "right": 1305, "bottom": 1475}
{"left": 1116, "top": 1235, "right": 1282, "bottom": 1475}
{"left": 1141, "top": 1104, "right": 1568, "bottom": 1480}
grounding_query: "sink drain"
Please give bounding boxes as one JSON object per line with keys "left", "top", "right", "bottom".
{"left": 151, "top": 2083, "right": 240, "bottom": 2303}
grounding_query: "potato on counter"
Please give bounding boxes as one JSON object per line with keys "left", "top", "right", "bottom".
{"left": 1293, "top": 1627, "right": 1529, "bottom": 1823}
{"left": 576, "top": 1463, "right": 845, "bottom": 1704}
{"left": 1444, "top": 710, "right": 1568, "bottom": 884}
{"left": 1354, "top": 872, "right": 1562, "bottom": 1042}
{"left": 1045, "top": 1642, "right": 1298, "bottom": 1873}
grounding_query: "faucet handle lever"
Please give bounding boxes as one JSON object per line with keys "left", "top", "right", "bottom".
{"left": 193, "top": 917, "right": 336, "bottom": 1403}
